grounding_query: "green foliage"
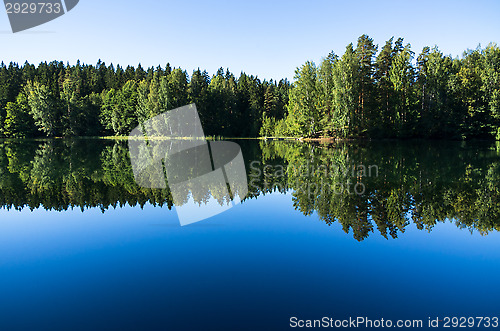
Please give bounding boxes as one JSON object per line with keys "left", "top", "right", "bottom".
{"left": 332, "top": 44, "right": 361, "bottom": 137}
{"left": 3, "top": 92, "right": 34, "bottom": 138}
{"left": 282, "top": 35, "right": 500, "bottom": 140}
{"left": 112, "top": 81, "right": 139, "bottom": 135}
{"left": 0, "top": 61, "right": 290, "bottom": 138}
{"left": 318, "top": 52, "right": 337, "bottom": 135}
{"left": 373, "top": 37, "right": 396, "bottom": 135}
{"left": 259, "top": 116, "right": 288, "bottom": 137}
{"left": 24, "top": 81, "right": 59, "bottom": 137}
{"left": 286, "top": 61, "right": 321, "bottom": 137}
{"left": 61, "top": 68, "right": 86, "bottom": 136}
{"left": 389, "top": 43, "right": 416, "bottom": 136}
{"left": 99, "top": 81, "right": 138, "bottom": 135}
{"left": 160, "top": 68, "right": 188, "bottom": 110}
{"left": 0, "top": 38, "right": 498, "bottom": 140}
{"left": 259, "top": 115, "right": 275, "bottom": 137}
{"left": 355, "top": 34, "right": 378, "bottom": 132}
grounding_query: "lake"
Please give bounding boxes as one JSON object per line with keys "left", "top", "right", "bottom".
{"left": 1, "top": 139, "right": 500, "bottom": 330}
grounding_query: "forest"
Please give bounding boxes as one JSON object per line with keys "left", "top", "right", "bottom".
{"left": 0, "top": 34, "right": 499, "bottom": 140}
{"left": 268, "top": 35, "right": 500, "bottom": 140}
{"left": 0, "top": 61, "right": 290, "bottom": 138}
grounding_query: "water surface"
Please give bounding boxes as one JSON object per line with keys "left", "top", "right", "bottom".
{"left": 1, "top": 139, "right": 500, "bottom": 330}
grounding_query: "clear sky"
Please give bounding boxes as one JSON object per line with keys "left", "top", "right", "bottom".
{"left": 1, "top": 0, "right": 499, "bottom": 81}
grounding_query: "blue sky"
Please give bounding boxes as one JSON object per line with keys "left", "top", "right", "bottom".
{"left": 1, "top": 0, "right": 499, "bottom": 81}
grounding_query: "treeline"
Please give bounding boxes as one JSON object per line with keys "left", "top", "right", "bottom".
{"left": 2, "top": 35, "right": 499, "bottom": 140}
{"left": 0, "top": 61, "right": 290, "bottom": 137}
{"left": 262, "top": 35, "right": 500, "bottom": 140}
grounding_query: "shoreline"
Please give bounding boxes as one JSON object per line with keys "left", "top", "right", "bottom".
{"left": 0, "top": 136, "right": 498, "bottom": 143}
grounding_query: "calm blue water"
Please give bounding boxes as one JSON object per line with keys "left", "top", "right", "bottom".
{"left": 0, "top": 139, "right": 499, "bottom": 330}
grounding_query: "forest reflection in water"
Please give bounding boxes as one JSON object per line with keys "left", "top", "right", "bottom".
{"left": 0, "top": 138, "right": 499, "bottom": 241}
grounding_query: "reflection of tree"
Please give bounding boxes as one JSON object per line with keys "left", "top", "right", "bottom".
{"left": 0, "top": 140, "right": 177, "bottom": 212}
{"left": 258, "top": 140, "right": 500, "bottom": 241}
{"left": 0, "top": 140, "right": 500, "bottom": 241}
{"left": 0, "top": 139, "right": 244, "bottom": 212}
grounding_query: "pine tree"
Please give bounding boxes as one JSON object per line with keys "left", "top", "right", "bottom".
{"left": 389, "top": 42, "right": 415, "bottom": 136}
{"left": 374, "top": 37, "right": 395, "bottom": 135}
{"left": 355, "top": 34, "right": 378, "bottom": 133}
{"left": 136, "top": 79, "right": 150, "bottom": 126}
{"left": 61, "top": 68, "right": 85, "bottom": 136}
{"left": 160, "top": 68, "right": 188, "bottom": 110}
{"left": 332, "top": 44, "right": 360, "bottom": 137}
{"left": 318, "top": 52, "right": 337, "bottom": 136}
